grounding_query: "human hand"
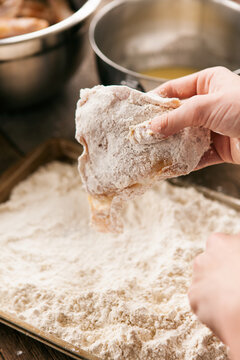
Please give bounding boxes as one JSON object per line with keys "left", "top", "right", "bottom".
{"left": 189, "top": 233, "right": 240, "bottom": 359}
{"left": 151, "top": 67, "right": 240, "bottom": 168}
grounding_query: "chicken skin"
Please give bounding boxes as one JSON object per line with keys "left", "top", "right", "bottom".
{"left": 75, "top": 85, "right": 210, "bottom": 233}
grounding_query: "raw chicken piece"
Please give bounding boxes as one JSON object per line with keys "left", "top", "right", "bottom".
{"left": 0, "top": 17, "right": 48, "bottom": 38}
{"left": 18, "top": 0, "right": 56, "bottom": 25}
{"left": 75, "top": 85, "right": 210, "bottom": 233}
{"left": 19, "top": 0, "right": 73, "bottom": 24}
{"left": 48, "top": 0, "right": 73, "bottom": 22}
{"left": 0, "top": 0, "right": 22, "bottom": 17}
{"left": 0, "top": 0, "right": 73, "bottom": 39}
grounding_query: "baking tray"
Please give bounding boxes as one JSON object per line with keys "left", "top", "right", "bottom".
{"left": 0, "top": 138, "right": 240, "bottom": 360}
{"left": 0, "top": 138, "right": 82, "bottom": 204}
{"left": 0, "top": 138, "right": 100, "bottom": 360}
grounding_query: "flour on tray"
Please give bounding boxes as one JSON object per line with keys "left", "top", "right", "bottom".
{"left": 0, "top": 161, "right": 239, "bottom": 359}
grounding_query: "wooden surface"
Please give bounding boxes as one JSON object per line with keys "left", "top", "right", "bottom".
{"left": 0, "top": 323, "right": 71, "bottom": 360}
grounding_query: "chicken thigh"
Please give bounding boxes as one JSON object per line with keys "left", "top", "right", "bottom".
{"left": 75, "top": 85, "right": 210, "bottom": 233}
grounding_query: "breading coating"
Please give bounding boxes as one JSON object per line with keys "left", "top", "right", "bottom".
{"left": 75, "top": 85, "right": 210, "bottom": 233}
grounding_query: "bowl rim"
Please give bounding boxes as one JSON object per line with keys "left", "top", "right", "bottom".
{"left": 0, "top": 0, "right": 101, "bottom": 45}
{"left": 89, "top": 0, "right": 163, "bottom": 83}
{"left": 89, "top": 0, "right": 240, "bottom": 83}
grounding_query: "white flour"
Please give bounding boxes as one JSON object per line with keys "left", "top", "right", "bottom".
{"left": 0, "top": 161, "right": 239, "bottom": 359}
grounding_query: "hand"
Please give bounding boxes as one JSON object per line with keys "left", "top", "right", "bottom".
{"left": 189, "top": 233, "right": 240, "bottom": 359}
{"left": 151, "top": 67, "right": 240, "bottom": 168}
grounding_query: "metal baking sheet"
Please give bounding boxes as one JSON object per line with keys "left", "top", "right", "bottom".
{"left": 0, "top": 138, "right": 240, "bottom": 359}
{"left": 0, "top": 310, "right": 99, "bottom": 360}
{"left": 0, "top": 138, "right": 82, "bottom": 203}
{"left": 0, "top": 138, "right": 100, "bottom": 360}
{"left": 169, "top": 178, "right": 240, "bottom": 212}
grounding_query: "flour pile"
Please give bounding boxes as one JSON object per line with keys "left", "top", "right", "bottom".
{"left": 0, "top": 162, "right": 239, "bottom": 359}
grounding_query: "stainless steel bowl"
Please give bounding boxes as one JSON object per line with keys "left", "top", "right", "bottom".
{"left": 0, "top": 0, "right": 101, "bottom": 109}
{"left": 90, "top": 0, "right": 240, "bottom": 91}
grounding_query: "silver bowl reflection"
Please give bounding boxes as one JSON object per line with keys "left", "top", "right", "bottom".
{"left": 0, "top": 0, "right": 101, "bottom": 109}
{"left": 90, "top": 0, "right": 240, "bottom": 91}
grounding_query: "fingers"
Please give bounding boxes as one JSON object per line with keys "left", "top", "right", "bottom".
{"left": 188, "top": 232, "right": 240, "bottom": 345}
{"left": 151, "top": 94, "right": 217, "bottom": 137}
{"left": 195, "top": 143, "right": 223, "bottom": 170}
{"left": 152, "top": 66, "right": 234, "bottom": 99}
{"left": 152, "top": 71, "right": 200, "bottom": 99}
{"left": 191, "top": 253, "right": 209, "bottom": 282}
{"left": 188, "top": 284, "right": 199, "bottom": 314}
{"left": 205, "top": 233, "right": 228, "bottom": 250}
{"left": 212, "top": 133, "right": 234, "bottom": 164}
{"left": 188, "top": 283, "right": 225, "bottom": 343}
{"left": 189, "top": 233, "right": 226, "bottom": 306}
{"left": 151, "top": 67, "right": 240, "bottom": 141}
{"left": 198, "top": 133, "right": 237, "bottom": 167}
{"left": 230, "top": 138, "right": 240, "bottom": 165}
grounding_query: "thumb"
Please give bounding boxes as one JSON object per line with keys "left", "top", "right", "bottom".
{"left": 151, "top": 94, "right": 217, "bottom": 137}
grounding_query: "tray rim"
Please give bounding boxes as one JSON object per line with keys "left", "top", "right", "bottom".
{"left": 169, "top": 178, "right": 240, "bottom": 211}
{"left": 0, "top": 138, "right": 82, "bottom": 203}
{"left": 0, "top": 310, "right": 100, "bottom": 360}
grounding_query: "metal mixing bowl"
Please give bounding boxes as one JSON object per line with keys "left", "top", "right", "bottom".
{"left": 0, "top": 0, "right": 101, "bottom": 109}
{"left": 90, "top": 0, "right": 240, "bottom": 91}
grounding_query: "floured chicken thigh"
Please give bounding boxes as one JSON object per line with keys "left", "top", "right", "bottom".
{"left": 75, "top": 85, "right": 210, "bottom": 233}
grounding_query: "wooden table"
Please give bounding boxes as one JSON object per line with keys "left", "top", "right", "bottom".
{"left": 0, "top": 322, "right": 71, "bottom": 360}
{"left": 0, "top": 37, "right": 99, "bottom": 360}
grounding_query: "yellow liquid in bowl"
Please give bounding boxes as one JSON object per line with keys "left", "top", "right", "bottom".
{"left": 141, "top": 66, "right": 198, "bottom": 79}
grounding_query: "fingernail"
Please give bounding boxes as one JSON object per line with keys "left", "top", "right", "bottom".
{"left": 151, "top": 116, "right": 167, "bottom": 134}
